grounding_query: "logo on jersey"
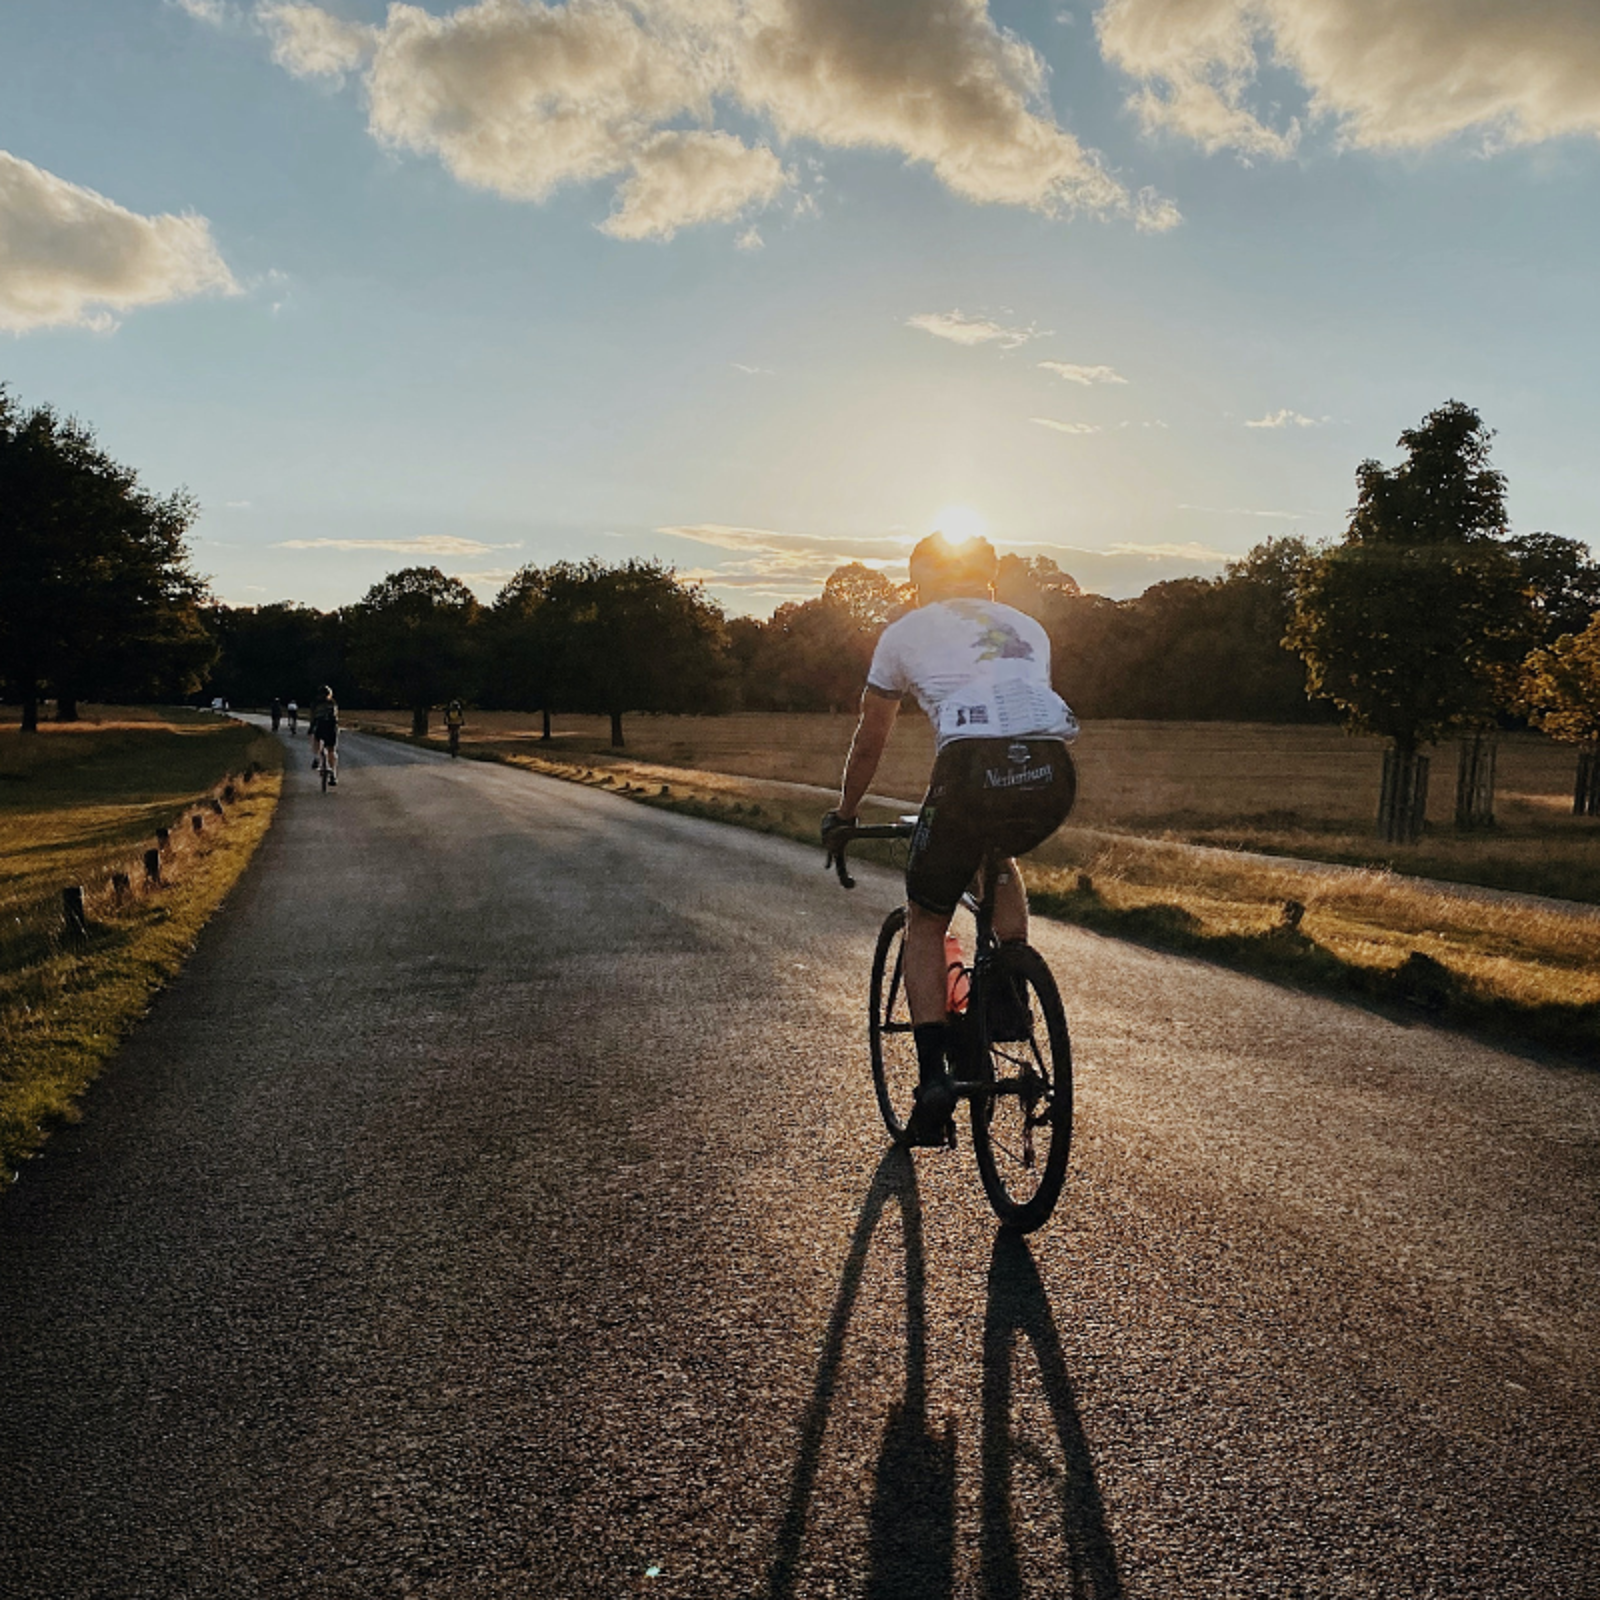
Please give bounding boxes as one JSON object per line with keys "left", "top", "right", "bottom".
{"left": 973, "top": 618, "right": 1033, "bottom": 662}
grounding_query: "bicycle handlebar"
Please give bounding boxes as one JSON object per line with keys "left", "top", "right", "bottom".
{"left": 824, "top": 819, "right": 915, "bottom": 890}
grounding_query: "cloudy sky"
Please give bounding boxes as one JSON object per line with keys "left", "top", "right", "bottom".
{"left": 3, "top": 0, "right": 1597, "bottom": 614}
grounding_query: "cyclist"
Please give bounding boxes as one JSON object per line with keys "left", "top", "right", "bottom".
{"left": 445, "top": 699, "right": 465, "bottom": 756}
{"left": 286, "top": 698, "right": 299, "bottom": 734}
{"left": 823, "top": 533, "right": 1078, "bottom": 1145}
{"left": 308, "top": 687, "right": 340, "bottom": 786}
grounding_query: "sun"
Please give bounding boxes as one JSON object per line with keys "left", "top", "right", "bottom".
{"left": 928, "top": 504, "right": 990, "bottom": 545}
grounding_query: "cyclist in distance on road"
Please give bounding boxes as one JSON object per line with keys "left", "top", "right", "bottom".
{"left": 823, "top": 533, "right": 1078, "bottom": 1146}
{"left": 445, "top": 698, "right": 465, "bottom": 756}
{"left": 309, "top": 687, "right": 340, "bottom": 786}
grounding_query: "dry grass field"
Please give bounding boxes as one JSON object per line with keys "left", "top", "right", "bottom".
{"left": 356, "top": 709, "right": 1597, "bottom": 903}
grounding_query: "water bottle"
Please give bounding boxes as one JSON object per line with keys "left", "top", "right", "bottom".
{"left": 944, "top": 933, "right": 970, "bottom": 1015}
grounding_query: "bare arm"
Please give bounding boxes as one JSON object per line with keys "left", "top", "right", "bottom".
{"left": 837, "top": 690, "right": 900, "bottom": 820}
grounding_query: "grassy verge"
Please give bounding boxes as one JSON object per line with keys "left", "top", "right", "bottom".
{"left": 0, "top": 709, "right": 283, "bottom": 1181}
{"left": 361, "top": 718, "right": 1599, "bottom": 1064}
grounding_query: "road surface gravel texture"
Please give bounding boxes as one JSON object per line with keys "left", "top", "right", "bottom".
{"left": 2, "top": 728, "right": 1596, "bottom": 1599}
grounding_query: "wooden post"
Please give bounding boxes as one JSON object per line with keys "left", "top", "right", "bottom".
{"left": 111, "top": 871, "right": 131, "bottom": 902}
{"left": 62, "top": 886, "right": 87, "bottom": 938}
{"left": 223, "top": 783, "right": 237, "bottom": 803}
{"left": 144, "top": 849, "right": 162, "bottom": 885}
{"left": 156, "top": 827, "right": 171, "bottom": 853}
{"left": 209, "top": 797, "right": 224, "bottom": 815}
{"left": 191, "top": 814, "right": 204, "bottom": 834}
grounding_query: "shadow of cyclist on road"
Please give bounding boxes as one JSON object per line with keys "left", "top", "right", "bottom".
{"left": 981, "top": 1230, "right": 1123, "bottom": 1599}
{"left": 767, "top": 1147, "right": 953, "bottom": 1599}
{"left": 765, "top": 1157, "right": 1119, "bottom": 1600}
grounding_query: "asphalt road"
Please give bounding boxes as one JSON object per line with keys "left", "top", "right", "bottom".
{"left": 3, "top": 727, "right": 1596, "bottom": 1598}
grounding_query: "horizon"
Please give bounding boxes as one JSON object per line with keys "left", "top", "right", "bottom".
{"left": 3, "top": 1, "right": 1596, "bottom": 620}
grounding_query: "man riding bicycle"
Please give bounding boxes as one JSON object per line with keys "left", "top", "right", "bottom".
{"left": 309, "top": 687, "right": 340, "bottom": 786}
{"left": 445, "top": 699, "right": 465, "bottom": 756}
{"left": 823, "top": 533, "right": 1078, "bottom": 1146}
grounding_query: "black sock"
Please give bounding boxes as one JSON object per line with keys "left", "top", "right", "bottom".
{"left": 912, "top": 1022, "right": 948, "bottom": 1087}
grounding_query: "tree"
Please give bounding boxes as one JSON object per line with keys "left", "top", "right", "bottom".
{"left": 205, "top": 601, "right": 347, "bottom": 709}
{"left": 346, "top": 566, "right": 480, "bottom": 735}
{"left": 0, "top": 386, "right": 215, "bottom": 729}
{"left": 486, "top": 565, "right": 563, "bottom": 738}
{"left": 1287, "top": 401, "right": 1534, "bottom": 840}
{"left": 540, "top": 559, "right": 728, "bottom": 746}
{"left": 1521, "top": 615, "right": 1600, "bottom": 815}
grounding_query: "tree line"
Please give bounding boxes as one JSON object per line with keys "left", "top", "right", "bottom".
{"left": 6, "top": 383, "right": 1600, "bottom": 828}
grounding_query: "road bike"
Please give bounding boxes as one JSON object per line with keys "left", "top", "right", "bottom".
{"left": 448, "top": 724, "right": 461, "bottom": 758}
{"left": 827, "top": 819, "right": 1073, "bottom": 1233}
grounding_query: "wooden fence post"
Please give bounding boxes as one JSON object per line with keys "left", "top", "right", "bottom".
{"left": 62, "top": 886, "right": 87, "bottom": 938}
{"left": 144, "top": 848, "right": 162, "bottom": 885}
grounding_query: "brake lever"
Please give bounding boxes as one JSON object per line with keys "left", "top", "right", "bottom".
{"left": 825, "top": 838, "right": 856, "bottom": 889}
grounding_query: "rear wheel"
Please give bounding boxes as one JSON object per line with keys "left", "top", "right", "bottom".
{"left": 868, "top": 907, "right": 919, "bottom": 1141}
{"left": 969, "top": 942, "right": 1071, "bottom": 1232}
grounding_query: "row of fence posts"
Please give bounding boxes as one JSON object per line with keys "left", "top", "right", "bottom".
{"left": 59, "top": 780, "right": 240, "bottom": 941}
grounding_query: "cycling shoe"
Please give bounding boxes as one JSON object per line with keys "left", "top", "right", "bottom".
{"left": 904, "top": 1076, "right": 957, "bottom": 1148}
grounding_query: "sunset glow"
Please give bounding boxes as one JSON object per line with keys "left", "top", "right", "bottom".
{"left": 0, "top": 2, "right": 1593, "bottom": 614}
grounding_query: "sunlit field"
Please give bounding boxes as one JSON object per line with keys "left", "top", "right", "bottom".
{"left": 0, "top": 707, "right": 283, "bottom": 1179}
{"left": 352, "top": 709, "right": 1598, "bottom": 904}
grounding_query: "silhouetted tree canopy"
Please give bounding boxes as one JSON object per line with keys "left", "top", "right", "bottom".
{"left": 522, "top": 559, "right": 729, "bottom": 746}
{"left": 347, "top": 565, "right": 480, "bottom": 735}
{"left": 0, "top": 386, "right": 214, "bottom": 730}
{"left": 1288, "top": 401, "right": 1533, "bottom": 753}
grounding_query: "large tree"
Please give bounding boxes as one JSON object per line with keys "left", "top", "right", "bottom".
{"left": 1521, "top": 615, "right": 1600, "bottom": 815}
{"left": 485, "top": 565, "right": 563, "bottom": 738}
{"left": 0, "top": 387, "right": 214, "bottom": 729}
{"left": 539, "top": 559, "right": 728, "bottom": 746}
{"left": 1287, "top": 401, "right": 1534, "bottom": 840}
{"left": 347, "top": 566, "right": 480, "bottom": 735}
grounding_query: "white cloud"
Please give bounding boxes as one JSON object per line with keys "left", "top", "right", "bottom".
{"left": 1098, "top": 0, "right": 1600, "bottom": 156}
{"left": 908, "top": 310, "right": 1037, "bottom": 347}
{"left": 599, "top": 131, "right": 788, "bottom": 241}
{"left": 258, "top": 2, "right": 376, "bottom": 79}
{"left": 249, "top": 0, "right": 1173, "bottom": 239}
{"left": 1244, "top": 408, "right": 1327, "bottom": 428}
{"left": 1108, "top": 539, "right": 1230, "bottom": 563}
{"left": 170, "top": 0, "right": 232, "bottom": 23}
{"left": 1038, "top": 360, "right": 1127, "bottom": 384}
{"left": 1179, "top": 501, "right": 1313, "bottom": 519}
{"left": 0, "top": 151, "right": 238, "bottom": 333}
{"left": 736, "top": 225, "right": 765, "bottom": 250}
{"left": 274, "top": 535, "right": 518, "bottom": 555}
{"left": 1031, "top": 416, "right": 1102, "bottom": 434}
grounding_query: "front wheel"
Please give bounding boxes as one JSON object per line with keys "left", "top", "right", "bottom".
{"left": 868, "top": 907, "right": 919, "bottom": 1141}
{"left": 969, "top": 942, "right": 1072, "bottom": 1232}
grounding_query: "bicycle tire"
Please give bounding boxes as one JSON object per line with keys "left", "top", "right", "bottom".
{"left": 868, "top": 906, "right": 919, "bottom": 1141}
{"left": 969, "top": 941, "right": 1072, "bottom": 1232}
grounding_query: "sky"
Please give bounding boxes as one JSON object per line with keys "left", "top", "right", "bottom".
{"left": 2, "top": 0, "right": 1598, "bottom": 618}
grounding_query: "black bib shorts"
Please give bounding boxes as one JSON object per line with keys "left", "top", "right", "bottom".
{"left": 905, "top": 737, "right": 1077, "bottom": 917}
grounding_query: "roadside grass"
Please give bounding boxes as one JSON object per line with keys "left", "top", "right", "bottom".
{"left": 0, "top": 709, "right": 283, "bottom": 1181}
{"left": 355, "top": 709, "right": 1600, "bottom": 1062}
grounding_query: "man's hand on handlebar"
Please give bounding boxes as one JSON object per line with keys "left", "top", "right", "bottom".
{"left": 820, "top": 808, "right": 855, "bottom": 846}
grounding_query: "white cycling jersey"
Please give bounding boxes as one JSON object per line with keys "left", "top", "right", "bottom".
{"left": 865, "top": 598, "right": 1078, "bottom": 750}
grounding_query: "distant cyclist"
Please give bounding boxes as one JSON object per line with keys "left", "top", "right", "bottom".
{"left": 309, "top": 687, "right": 339, "bottom": 787}
{"left": 286, "top": 698, "right": 299, "bottom": 734}
{"left": 823, "top": 533, "right": 1078, "bottom": 1145}
{"left": 445, "top": 699, "right": 465, "bottom": 757}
